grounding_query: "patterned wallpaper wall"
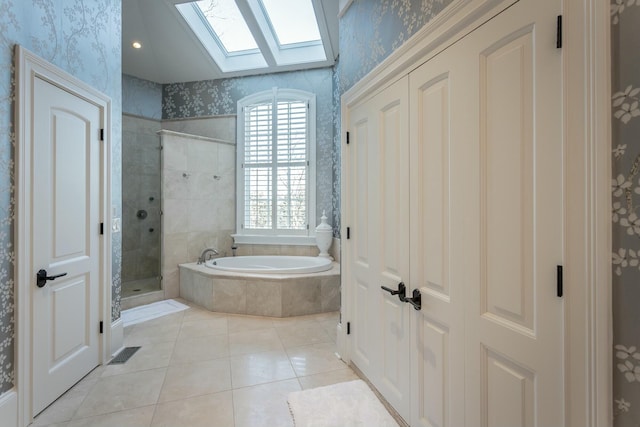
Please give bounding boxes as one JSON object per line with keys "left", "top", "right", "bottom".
{"left": 123, "top": 74, "right": 162, "bottom": 119}
{"left": 332, "top": 0, "right": 454, "bottom": 235}
{"left": 163, "top": 68, "right": 334, "bottom": 225}
{"left": 0, "top": 0, "right": 122, "bottom": 395}
{"left": 611, "top": 2, "right": 640, "bottom": 425}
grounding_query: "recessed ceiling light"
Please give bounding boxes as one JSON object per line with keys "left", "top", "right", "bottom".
{"left": 132, "top": 41, "right": 142, "bottom": 49}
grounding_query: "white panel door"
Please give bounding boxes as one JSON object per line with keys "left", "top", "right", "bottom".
{"left": 409, "top": 50, "right": 469, "bottom": 427}
{"left": 32, "top": 76, "right": 102, "bottom": 415}
{"left": 409, "top": 0, "right": 563, "bottom": 425}
{"left": 346, "top": 76, "right": 411, "bottom": 419}
{"left": 457, "top": 1, "right": 563, "bottom": 426}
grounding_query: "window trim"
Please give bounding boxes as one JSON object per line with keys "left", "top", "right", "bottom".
{"left": 236, "top": 88, "right": 317, "bottom": 244}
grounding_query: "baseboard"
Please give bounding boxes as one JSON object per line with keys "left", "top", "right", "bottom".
{"left": 0, "top": 389, "right": 18, "bottom": 427}
{"left": 336, "top": 322, "right": 345, "bottom": 360}
{"left": 110, "top": 318, "right": 124, "bottom": 359}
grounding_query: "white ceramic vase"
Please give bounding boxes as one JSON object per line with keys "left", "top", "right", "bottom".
{"left": 315, "top": 210, "right": 333, "bottom": 260}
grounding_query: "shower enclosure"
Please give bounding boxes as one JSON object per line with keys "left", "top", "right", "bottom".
{"left": 122, "top": 115, "right": 162, "bottom": 298}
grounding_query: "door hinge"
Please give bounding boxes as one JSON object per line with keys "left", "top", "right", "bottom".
{"left": 100, "top": 222, "right": 104, "bottom": 235}
{"left": 556, "top": 15, "right": 562, "bottom": 49}
{"left": 346, "top": 132, "right": 350, "bottom": 145}
{"left": 557, "top": 265, "right": 563, "bottom": 297}
{"left": 346, "top": 227, "right": 350, "bottom": 239}
{"left": 99, "top": 321, "right": 104, "bottom": 334}
{"left": 347, "top": 322, "right": 351, "bottom": 335}
{"left": 100, "top": 128, "right": 104, "bottom": 141}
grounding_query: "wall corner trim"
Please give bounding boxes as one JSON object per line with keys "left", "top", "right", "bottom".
{"left": 0, "top": 389, "right": 18, "bottom": 427}
{"left": 563, "top": 0, "right": 612, "bottom": 425}
{"left": 110, "top": 318, "right": 124, "bottom": 359}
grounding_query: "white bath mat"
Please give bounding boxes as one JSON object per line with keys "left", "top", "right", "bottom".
{"left": 287, "top": 380, "right": 400, "bottom": 427}
{"left": 121, "top": 299, "right": 189, "bottom": 327}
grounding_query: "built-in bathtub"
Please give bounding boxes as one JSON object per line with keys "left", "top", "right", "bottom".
{"left": 205, "top": 255, "right": 333, "bottom": 274}
{"left": 178, "top": 256, "right": 340, "bottom": 317}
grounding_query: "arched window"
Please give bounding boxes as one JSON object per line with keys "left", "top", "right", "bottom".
{"left": 235, "top": 88, "right": 316, "bottom": 243}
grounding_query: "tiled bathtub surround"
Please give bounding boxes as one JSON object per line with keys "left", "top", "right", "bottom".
{"left": 234, "top": 239, "right": 341, "bottom": 262}
{"left": 179, "top": 263, "right": 341, "bottom": 317}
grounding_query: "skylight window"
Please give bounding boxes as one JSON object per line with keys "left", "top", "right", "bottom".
{"left": 195, "top": 0, "right": 258, "bottom": 53}
{"left": 175, "top": 0, "right": 334, "bottom": 75}
{"left": 259, "top": 0, "right": 321, "bottom": 46}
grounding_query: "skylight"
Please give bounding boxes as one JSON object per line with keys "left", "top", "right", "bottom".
{"left": 175, "top": 0, "right": 335, "bottom": 75}
{"left": 259, "top": 0, "right": 321, "bottom": 46}
{"left": 195, "top": 0, "right": 258, "bottom": 53}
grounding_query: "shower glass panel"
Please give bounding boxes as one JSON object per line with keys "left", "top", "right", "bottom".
{"left": 122, "top": 115, "right": 162, "bottom": 297}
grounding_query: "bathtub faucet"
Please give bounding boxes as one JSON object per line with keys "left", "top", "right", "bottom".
{"left": 197, "top": 248, "right": 219, "bottom": 264}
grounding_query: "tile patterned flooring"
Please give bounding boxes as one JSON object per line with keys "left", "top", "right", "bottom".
{"left": 33, "top": 300, "right": 357, "bottom": 427}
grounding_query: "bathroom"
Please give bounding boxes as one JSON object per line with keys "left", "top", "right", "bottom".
{"left": 120, "top": 67, "right": 339, "bottom": 311}
{"left": 0, "top": 0, "right": 632, "bottom": 426}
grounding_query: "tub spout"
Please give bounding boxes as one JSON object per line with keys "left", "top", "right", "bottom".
{"left": 231, "top": 245, "right": 237, "bottom": 257}
{"left": 197, "top": 248, "right": 219, "bottom": 264}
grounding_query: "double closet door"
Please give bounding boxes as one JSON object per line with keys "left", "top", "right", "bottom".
{"left": 344, "top": 0, "right": 564, "bottom": 425}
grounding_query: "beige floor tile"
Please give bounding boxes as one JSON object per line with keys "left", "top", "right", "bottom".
{"left": 230, "top": 350, "right": 296, "bottom": 388}
{"left": 151, "top": 391, "right": 234, "bottom": 427}
{"left": 310, "top": 311, "right": 340, "bottom": 322}
{"left": 228, "top": 328, "right": 284, "bottom": 356}
{"left": 124, "top": 323, "right": 180, "bottom": 346}
{"left": 32, "top": 393, "right": 87, "bottom": 426}
{"left": 32, "top": 366, "right": 104, "bottom": 425}
{"left": 170, "top": 334, "right": 229, "bottom": 364}
{"left": 139, "top": 311, "right": 185, "bottom": 327}
{"left": 65, "top": 405, "right": 155, "bottom": 427}
{"left": 286, "top": 343, "right": 347, "bottom": 377}
{"left": 298, "top": 368, "right": 359, "bottom": 390}
{"left": 270, "top": 315, "right": 322, "bottom": 329}
{"left": 74, "top": 368, "right": 166, "bottom": 418}
{"left": 178, "top": 316, "right": 228, "bottom": 340}
{"left": 36, "top": 308, "right": 346, "bottom": 427}
{"left": 158, "top": 358, "right": 232, "bottom": 403}
{"left": 102, "top": 341, "right": 175, "bottom": 377}
{"left": 232, "top": 379, "right": 300, "bottom": 427}
{"left": 275, "top": 323, "right": 333, "bottom": 348}
{"left": 181, "top": 307, "right": 227, "bottom": 322}
{"left": 227, "top": 314, "right": 275, "bottom": 333}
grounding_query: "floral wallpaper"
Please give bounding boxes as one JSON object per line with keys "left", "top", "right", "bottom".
{"left": 333, "top": 0, "right": 454, "bottom": 235}
{"left": 0, "top": 0, "right": 122, "bottom": 395}
{"left": 612, "top": 1, "right": 640, "bottom": 425}
{"left": 163, "top": 68, "right": 334, "bottom": 225}
{"left": 123, "top": 74, "right": 162, "bottom": 119}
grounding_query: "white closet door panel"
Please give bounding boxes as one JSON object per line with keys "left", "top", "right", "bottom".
{"left": 349, "top": 111, "right": 376, "bottom": 373}
{"left": 409, "top": 45, "right": 468, "bottom": 427}
{"left": 375, "top": 80, "right": 410, "bottom": 416}
{"left": 461, "top": 1, "right": 564, "bottom": 425}
{"left": 347, "top": 76, "right": 411, "bottom": 421}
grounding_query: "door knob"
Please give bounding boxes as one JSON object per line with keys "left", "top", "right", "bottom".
{"left": 381, "top": 282, "right": 406, "bottom": 302}
{"left": 403, "top": 289, "right": 422, "bottom": 311}
{"left": 36, "top": 269, "right": 67, "bottom": 288}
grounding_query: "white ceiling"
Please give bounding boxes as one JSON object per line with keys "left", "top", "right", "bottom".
{"left": 122, "top": 0, "right": 340, "bottom": 84}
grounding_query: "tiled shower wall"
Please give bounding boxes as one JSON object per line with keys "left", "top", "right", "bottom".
{"left": 122, "top": 115, "right": 162, "bottom": 284}
{"left": 160, "top": 130, "right": 236, "bottom": 298}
